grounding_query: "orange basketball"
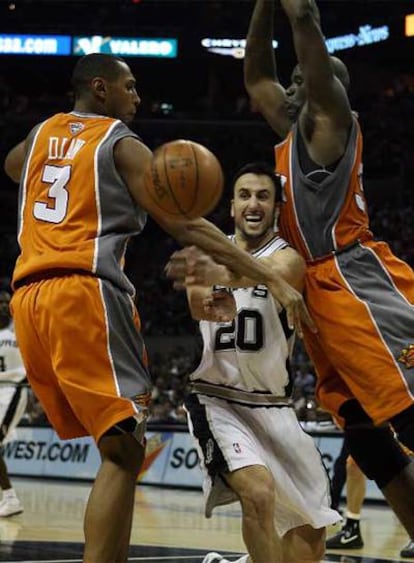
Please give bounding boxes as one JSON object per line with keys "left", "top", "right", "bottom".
{"left": 143, "top": 139, "right": 224, "bottom": 219}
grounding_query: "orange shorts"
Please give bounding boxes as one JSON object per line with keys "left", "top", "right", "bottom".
{"left": 11, "top": 274, "right": 151, "bottom": 443}
{"left": 303, "top": 240, "right": 414, "bottom": 426}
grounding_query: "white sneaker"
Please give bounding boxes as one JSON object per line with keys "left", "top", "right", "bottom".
{"left": 202, "top": 554, "right": 231, "bottom": 563}
{"left": 0, "top": 497, "right": 23, "bottom": 517}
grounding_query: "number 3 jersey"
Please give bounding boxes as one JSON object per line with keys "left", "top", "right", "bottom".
{"left": 190, "top": 235, "right": 295, "bottom": 403}
{"left": 12, "top": 112, "right": 147, "bottom": 296}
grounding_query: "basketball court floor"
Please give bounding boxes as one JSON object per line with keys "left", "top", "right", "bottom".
{"left": 0, "top": 477, "right": 411, "bottom": 562}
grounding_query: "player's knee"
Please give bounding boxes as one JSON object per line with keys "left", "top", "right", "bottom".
{"left": 391, "top": 404, "right": 414, "bottom": 452}
{"left": 238, "top": 475, "right": 275, "bottom": 521}
{"left": 98, "top": 418, "right": 145, "bottom": 474}
{"left": 346, "top": 455, "right": 364, "bottom": 479}
{"left": 285, "top": 525, "right": 325, "bottom": 562}
{"left": 341, "top": 400, "right": 410, "bottom": 488}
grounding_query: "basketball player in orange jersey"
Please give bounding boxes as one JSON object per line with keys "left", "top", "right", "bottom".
{"left": 3, "top": 53, "right": 314, "bottom": 563}
{"left": 242, "top": 0, "right": 414, "bottom": 540}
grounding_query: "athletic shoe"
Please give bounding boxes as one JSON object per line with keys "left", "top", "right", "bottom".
{"left": 202, "top": 553, "right": 232, "bottom": 563}
{"left": 0, "top": 497, "right": 23, "bottom": 517}
{"left": 326, "top": 527, "right": 364, "bottom": 549}
{"left": 400, "top": 540, "right": 414, "bottom": 557}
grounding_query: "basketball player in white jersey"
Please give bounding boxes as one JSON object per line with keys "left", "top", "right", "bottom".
{"left": 0, "top": 291, "right": 27, "bottom": 517}
{"left": 179, "top": 163, "right": 340, "bottom": 563}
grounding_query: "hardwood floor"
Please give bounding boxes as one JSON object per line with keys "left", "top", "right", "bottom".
{"left": 0, "top": 477, "right": 411, "bottom": 562}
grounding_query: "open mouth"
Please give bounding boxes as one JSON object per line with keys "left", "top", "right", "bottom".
{"left": 244, "top": 214, "right": 263, "bottom": 224}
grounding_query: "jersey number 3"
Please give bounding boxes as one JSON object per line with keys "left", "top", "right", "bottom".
{"left": 215, "top": 309, "right": 263, "bottom": 352}
{"left": 34, "top": 164, "right": 71, "bottom": 224}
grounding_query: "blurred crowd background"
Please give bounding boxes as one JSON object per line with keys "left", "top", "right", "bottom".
{"left": 1, "top": 0, "right": 413, "bottom": 426}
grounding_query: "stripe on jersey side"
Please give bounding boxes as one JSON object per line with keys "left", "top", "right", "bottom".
{"left": 92, "top": 120, "right": 121, "bottom": 274}
{"left": 18, "top": 122, "right": 47, "bottom": 245}
{"left": 185, "top": 393, "right": 229, "bottom": 478}
{"left": 335, "top": 246, "right": 414, "bottom": 395}
{"left": 98, "top": 278, "right": 122, "bottom": 398}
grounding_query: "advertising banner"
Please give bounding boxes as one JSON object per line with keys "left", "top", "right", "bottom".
{"left": 1, "top": 426, "right": 383, "bottom": 500}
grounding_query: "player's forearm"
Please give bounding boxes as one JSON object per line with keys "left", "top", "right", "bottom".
{"left": 244, "top": 0, "right": 277, "bottom": 89}
{"left": 171, "top": 218, "right": 281, "bottom": 286}
{"left": 280, "top": 0, "right": 320, "bottom": 23}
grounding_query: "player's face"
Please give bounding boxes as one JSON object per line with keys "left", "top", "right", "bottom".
{"left": 104, "top": 62, "right": 141, "bottom": 123}
{"left": 0, "top": 292, "right": 11, "bottom": 329}
{"left": 231, "top": 173, "right": 277, "bottom": 243}
{"left": 285, "top": 65, "right": 307, "bottom": 122}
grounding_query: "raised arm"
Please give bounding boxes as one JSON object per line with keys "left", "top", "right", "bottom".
{"left": 244, "top": 0, "right": 291, "bottom": 139}
{"left": 281, "top": 0, "right": 352, "bottom": 161}
{"left": 4, "top": 126, "right": 40, "bottom": 183}
{"left": 115, "top": 137, "right": 314, "bottom": 333}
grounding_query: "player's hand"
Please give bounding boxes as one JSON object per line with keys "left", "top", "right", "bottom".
{"left": 202, "top": 289, "right": 237, "bottom": 323}
{"left": 268, "top": 278, "right": 317, "bottom": 338}
{"left": 165, "top": 246, "right": 230, "bottom": 289}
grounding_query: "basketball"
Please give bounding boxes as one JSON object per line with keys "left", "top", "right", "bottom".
{"left": 143, "top": 139, "right": 224, "bottom": 220}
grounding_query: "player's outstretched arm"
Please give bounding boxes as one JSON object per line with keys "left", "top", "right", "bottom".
{"left": 166, "top": 246, "right": 313, "bottom": 336}
{"left": 115, "top": 137, "right": 313, "bottom": 334}
{"left": 281, "top": 0, "right": 352, "bottom": 138}
{"left": 244, "top": 0, "right": 291, "bottom": 139}
{"left": 117, "top": 137, "right": 285, "bottom": 286}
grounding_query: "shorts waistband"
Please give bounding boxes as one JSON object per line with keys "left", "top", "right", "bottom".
{"left": 307, "top": 234, "right": 373, "bottom": 265}
{"left": 190, "top": 381, "right": 292, "bottom": 406}
{"left": 14, "top": 268, "right": 91, "bottom": 289}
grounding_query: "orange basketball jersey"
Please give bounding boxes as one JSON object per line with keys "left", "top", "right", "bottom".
{"left": 274, "top": 119, "right": 414, "bottom": 425}
{"left": 13, "top": 112, "right": 146, "bottom": 294}
{"left": 276, "top": 119, "right": 372, "bottom": 262}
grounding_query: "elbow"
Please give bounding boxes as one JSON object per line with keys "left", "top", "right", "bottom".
{"left": 289, "top": 4, "right": 316, "bottom": 26}
{"left": 4, "top": 155, "right": 21, "bottom": 183}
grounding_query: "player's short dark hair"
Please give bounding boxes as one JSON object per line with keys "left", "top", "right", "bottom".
{"left": 71, "top": 53, "right": 127, "bottom": 98}
{"left": 232, "top": 162, "right": 282, "bottom": 202}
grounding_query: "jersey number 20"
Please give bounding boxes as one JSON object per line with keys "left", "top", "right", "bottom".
{"left": 215, "top": 309, "right": 263, "bottom": 352}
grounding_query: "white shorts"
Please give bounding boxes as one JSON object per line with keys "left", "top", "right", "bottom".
{"left": 185, "top": 393, "right": 341, "bottom": 537}
{"left": 0, "top": 384, "right": 28, "bottom": 443}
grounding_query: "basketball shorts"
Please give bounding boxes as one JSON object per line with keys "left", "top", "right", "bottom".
{"left": 304, "top": 240, "right": 414, "bottom": 426}
{"left": 185, "top": 393, "right": 340, "bottom": 537}
{"left": 11, "top": 274, "right": 152, "bottom": 443}
{"left": 0, "top": 383, "right": 28, "bottom": 443}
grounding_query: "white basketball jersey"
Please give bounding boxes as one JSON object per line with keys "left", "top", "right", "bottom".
{"left": 190, "top": 235, "right": 295, "bottom": 398}
{"left": 0, "top": 325, "right": 26, "bottom": 384}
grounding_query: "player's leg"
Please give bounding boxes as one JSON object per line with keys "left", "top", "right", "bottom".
{"left": 326, "top": 455, "right": 365, "bottom": 549}
{"left": 185, "top": 394, "right": 283, "bottom": 563}
{"left": 224, "top": 465, "right": 283, "bottom": 562}
{"left": 338, "top": 398, "right": 414, "bottom": 539}
{"left": 329, "top": 438, "right": 348, "bottom": 512}
{"left": 0, "top": 384, "right": 28, "bottom": 517}
{"left": 13, "top": 277, "right": 152, "bottom": 562}
{"left": 83, "top": 421, "right": 145, "bottom": 563}
{"left": 283, "top": 525, "right": 325, "bottom": 562}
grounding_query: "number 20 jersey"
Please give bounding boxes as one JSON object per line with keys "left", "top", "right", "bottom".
{"left": 12, "top": 112, "right": 147, "bottom": 295}
{"left": 190, "top": 235, "right": 295, "bottom": 398}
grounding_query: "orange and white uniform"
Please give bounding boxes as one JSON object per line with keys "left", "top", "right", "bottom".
{"left": 276, "top": 118, "right": 414, "bottom": 425}
{"left": 11, "top": 111, "right": 151, "bottom": 442}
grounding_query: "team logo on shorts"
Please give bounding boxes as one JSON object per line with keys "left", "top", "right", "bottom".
{"left": 233, "top": 442, "right": 242, "bottom": 454}
{"left": 398, "top": 344, "right": 414, "bottom": 369}
{"left": 205, "top": 439, "right": 214, "bottom": 465}
{"left": 69, "top": 122, "right": 85, "bottom": 135}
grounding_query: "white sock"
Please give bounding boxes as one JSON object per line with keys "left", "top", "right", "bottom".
{"left": 2, "top": 488, "right": 17, "bottom": 499}
{"left": 346, "top": 510, "right": 361, "bottom": 520}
